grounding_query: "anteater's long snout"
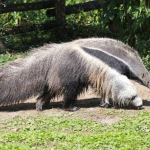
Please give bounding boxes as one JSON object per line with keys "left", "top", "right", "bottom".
{"left": 131, "top": 96, "right": 143, "bottom": 109}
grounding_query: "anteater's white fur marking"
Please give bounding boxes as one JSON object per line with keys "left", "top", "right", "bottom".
{"left": 74, "top": 45, "right": 142, "bottom": 107}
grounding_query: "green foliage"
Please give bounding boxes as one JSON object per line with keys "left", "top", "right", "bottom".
{"left": 0, "top": 0, "right": 112, "bottom": 53}
{"left": 0, "top": 53, "right": 25, "bottom": 66}
{"left": 0, "top": 112, "right": 150, "bottom": 149}
{"left": 142, "top": 54, "right": 150, "bottom": 71}
{"left": 101, "top": 0, "right": 150, "bottom": 55}
{"left": 0, "top": 0, "right": 56, "bottom": 52}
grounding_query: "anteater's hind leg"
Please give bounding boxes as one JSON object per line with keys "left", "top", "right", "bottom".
{"left": 36, "top": 92, "right": 51, "bottom": 111}
{"left": 62, "top": 85, "right": 80, "bottom": 111}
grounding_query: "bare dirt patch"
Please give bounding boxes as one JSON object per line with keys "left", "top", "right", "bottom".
{"left": 0, "top": 81, "right": 150, "bottom": 125}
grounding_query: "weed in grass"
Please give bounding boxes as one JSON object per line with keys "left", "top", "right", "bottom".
{"left": 101, "top": 109, "right": 126, "bottom": 117}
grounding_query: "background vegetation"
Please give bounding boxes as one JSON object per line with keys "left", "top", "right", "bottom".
{"left": 0, "top": 0, "right": 150, "bottom": 68}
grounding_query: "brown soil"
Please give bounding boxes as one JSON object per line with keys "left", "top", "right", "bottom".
{"left": 0, "top": 81, "right": 150, "bottom": 125}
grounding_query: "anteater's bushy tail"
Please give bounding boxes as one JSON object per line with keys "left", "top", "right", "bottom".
{"left": 0, "top": 46, "right": 54, "bottom": 106}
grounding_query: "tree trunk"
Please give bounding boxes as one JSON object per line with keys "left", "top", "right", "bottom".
{"left": 55, "top": 0, "right": 66, "bottom": 39}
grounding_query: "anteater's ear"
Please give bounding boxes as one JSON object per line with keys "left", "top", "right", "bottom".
{"left": 141, "top": 73, "right": 145, "bottom": 78}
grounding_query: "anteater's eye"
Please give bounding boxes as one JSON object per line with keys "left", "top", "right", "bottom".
{"left": 131, "top": 95, "right": 137, "bottom": 100}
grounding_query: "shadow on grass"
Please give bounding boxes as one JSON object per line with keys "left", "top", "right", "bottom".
{"left": 0, "top": 98, "right": 99, "bottom": 112}
{"left": 0, "top": 98, "right": 148, "bottom": 112}
{"left": 143, "top": 99, "right": 150, "bottom": 106}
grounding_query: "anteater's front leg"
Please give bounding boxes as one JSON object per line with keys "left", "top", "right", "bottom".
{"left": 99, "top": 94, "right": 111, "bottom": 108}
{"left": 62, "top": 86, "right": 80, "bottom": 111}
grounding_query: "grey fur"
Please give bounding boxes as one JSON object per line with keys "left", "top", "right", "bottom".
{"left": 81, "top": 46, "right": 142, "bottom": 83}
{"left": 0, "top": 42, "right": 142, "bottom": 111}
{"left": 73, "top": 38, "right": 150, "bottom": 88}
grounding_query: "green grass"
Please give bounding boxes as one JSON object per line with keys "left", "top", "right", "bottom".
{"left": 0, "top": 111, "right": 150, "bottom": 150}
{"left": 0, "top": 53, "right": 26, "bottom": 66}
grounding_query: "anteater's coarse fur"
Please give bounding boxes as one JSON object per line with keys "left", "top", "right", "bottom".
{"left": 74, "top": 38, "right": 150, "bottom": 88}
{"left": 0, "top": 42, "right": 143, "bottom": 111}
